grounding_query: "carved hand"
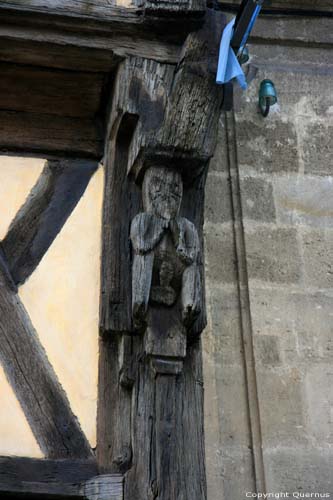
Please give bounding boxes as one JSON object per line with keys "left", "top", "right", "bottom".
{"left": 181, "top": 263, "right": 201, "bottom": 328}
{"left": 132, "top": 301, "right": 148, "bottom": 331}
{"left": 182, "top": 301, "right": 201, "bottom": 328}
{"left": 169, "top": 218, "right": 180, "bottom": 247}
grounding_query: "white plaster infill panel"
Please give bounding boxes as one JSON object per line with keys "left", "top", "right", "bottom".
{"left": 19, "top": 167, "right": 103, "bottom": 449}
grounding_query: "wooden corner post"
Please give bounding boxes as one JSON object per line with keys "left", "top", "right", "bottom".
{"left": 98, "top": 8, "right": 225, "bottom": 499}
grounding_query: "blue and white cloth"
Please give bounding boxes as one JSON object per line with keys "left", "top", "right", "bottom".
{"left": 216, "top": 5, "right": 262, "bottom": 89}
{"left": 216, "top": 18, "right": 247, "bottom": 89}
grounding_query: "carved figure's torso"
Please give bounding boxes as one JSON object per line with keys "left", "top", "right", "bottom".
{"left": 150, "top": 232, "right": 186, "bottom": 306}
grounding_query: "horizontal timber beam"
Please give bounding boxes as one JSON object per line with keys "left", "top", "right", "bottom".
{"left": 0, "top": 110, "right": 103, "bottom": 160}
{"left": 0, "top": 23, "right": 181, "bottom": 71}
{"left": 0, "top": 457, "right": 99, "bottom": 499}
{"left": 0, "top": 0, "right": 206, "bottom": 24}
{"left": 0, "top": 0, "right": 204, "bottom": 71}
{"left": 0, "top": 63, "right": 105, "bottom": 118}
{"left": 0, "top": 1, "right": 204, "bottom": 42}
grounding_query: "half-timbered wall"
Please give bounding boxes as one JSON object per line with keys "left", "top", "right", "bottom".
{"left": 0, "top": 1, "right": 331, "bottom": 499}
{"left": 0, "top": 156, "right": 103, "bottom": 457}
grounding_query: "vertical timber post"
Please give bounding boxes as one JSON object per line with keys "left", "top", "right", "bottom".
{"left": 98, "top": 9, "right": 225, "bottom": 500}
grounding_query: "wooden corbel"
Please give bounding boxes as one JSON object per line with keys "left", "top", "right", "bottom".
{"left": 98, "top": 8, "right": 225, "bottom": 499}
{"left": 100, "top": 8, "right": 225, "bottom": 337}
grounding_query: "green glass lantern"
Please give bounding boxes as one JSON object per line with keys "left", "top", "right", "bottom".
{"left": 259, "top": 79, "right": 277, "bottom": 117}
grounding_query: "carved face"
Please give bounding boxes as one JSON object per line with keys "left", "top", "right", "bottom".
{"left": 143, "top": 167, "right": 183, "bottom": 220}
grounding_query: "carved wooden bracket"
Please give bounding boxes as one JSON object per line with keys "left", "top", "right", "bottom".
{"left": 100, "top": 9, "right": 225, "bottom": 338}
{"left": 98, "top": 8, "right": 225, "bottom": 499}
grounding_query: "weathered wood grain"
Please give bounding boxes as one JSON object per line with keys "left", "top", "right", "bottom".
{"left": 2, "top": 159, "right": 98, "bottom": 285}
{"left": 100, "top": 59, "right": 176, "bottom": 335}
{"left": 0, "top": 1, "right": 144, "bottom": 26}
{"left": 97, "top": 335, "right": 137, "bottom": 475}
{"left": 0, "top": 37, "right": 120, "bottom": 72}
{"left": 84, "top": 474, "right": 123, "bottom": 500}
{"left": 153, "top": 341, "right": 206, "bottom": 499}
{"left": 130, "top": 166, "right": 202, "bottom": 357}
{"left": 123, "top": 340, "right": 206, "bottom": 499}
{"left": 155, "top": 9, "right": 225, "bottom": 167}
{"left": 106, "top": 57, "right": 174, "bottom": 176}
{"left": 0, "top": 0, "right": 203, "bottom": 94}
{"left": 0, "top": 110, "right": 102, "bottom": 159}
{"left": 0, "top": 63, "right": 104, "bottom": 118}
{"left": 103, "top": 12, "right": 221, "bottom": 335}
{"left": 100, "top": 115, "right": 142, "bottom": 334}
{"left": 0, "top": 264, "right": 93, "bottom": 459}
{"left": 154, "top": 374, "right": 183, "bottom": 500}
{"left": 0, "top": 10, "right": 329, "bottom": 75}
{"left": 0, "top": 64, "right": 104, "bottom": 159}
{"left": 0, "top": 1, "right": 204, "bottom": 45}
{"left": 0, "top": 0, "right": 205, "bottom": 25}
{"left": 0, "top": 457, "right": 98, "bottom": 498}
{"left": 108, "top": 11, "right": 225, "bottom": 181}
{"left": 134, "top": 0, "right": 205, "bottom": 14}
{"left": 123, "top": 348, "right": 156, "bottom": 499}
{"left": 0, "top": 19, "right": 183, "bottom": 72}
{"left": 0, "top": 29, "right": 180, "bottom": 73}
{"left": 97, "top": 9, "right": 224, "bottom": 500}
{"left": 180, "top": 169, "right": 208, "bottom": 336}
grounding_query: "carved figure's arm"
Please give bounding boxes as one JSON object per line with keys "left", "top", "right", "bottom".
{"left": 178, "top": 218, "right": 201, "bottom": 327}
{"left": 132, "top": 252, "right": 154, "bottom": 331}
{"left": 130, "top": 212, "right": 157, "bottom": 330}
{"left": 181, "top": 262, "right": 201, "bottom": 328}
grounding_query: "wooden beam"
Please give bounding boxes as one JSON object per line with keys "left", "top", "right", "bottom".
{"left": 2, "top": 159, "right": 98, "bottom": 285}
{"left": 0, "top": 37, "right": 120, "bottom": 73}
{"left": 0, "top": 0, "right": 205, "bottom": 22}
{"left": 0, "top": 63, "right": 105, "bottom": 118}
{"left": 133, "top": 0, "right": 206, "bottom": 14}
{"left": 0, "top": 261, "right": 93, "bottom": 459}
{"left": 100, "top": 114, "right": 142, "bottom": 334}
{"left": 0, "top": 1, "right": 204, "bottom": 40}
{"left": 0, "top": 24, "right": 181, "bottom": 72}
{"left": 0, "top": 65, "right": 104, "bottom": 158}
{"left": 0, "top": 1, "right": 192, "bottom": 74}
{"left": 83, "top": 474, "right": 123, "bottom": 500}
{"left": 0, "top": 110, "right": 103, "bottom": 159}
{"left": 0, "top": 1, "right": 146, "bottom": 27}
{"left": 0, "top": 457, "right": 98, "bottom": 499}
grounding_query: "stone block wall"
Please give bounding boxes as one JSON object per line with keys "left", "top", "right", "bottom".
{"left": 203, "top": 8, "right": 333, "bottom": 498}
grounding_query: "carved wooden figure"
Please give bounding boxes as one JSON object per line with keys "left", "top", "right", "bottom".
{"left": 96, "top": 10, "right": 224, "bottom": 499}
{"left": 131, "top": 166, "right": 201, "bottom": 362}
